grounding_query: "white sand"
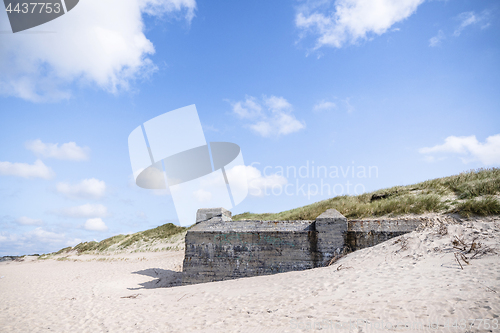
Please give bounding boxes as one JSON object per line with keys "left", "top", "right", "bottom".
{"left": 1, "top": 217, "right": 499, "bottom": 333}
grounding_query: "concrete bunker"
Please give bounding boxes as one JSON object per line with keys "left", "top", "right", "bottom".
{"left": 182, "top": 208, "right": 422, "bottom": 285}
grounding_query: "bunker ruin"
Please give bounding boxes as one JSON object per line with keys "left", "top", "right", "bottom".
{"left": 182, "top": 208, "right": 423, "bottom": 285}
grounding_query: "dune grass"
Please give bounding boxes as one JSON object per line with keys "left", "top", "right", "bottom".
{"left": 56, "top": 223, "right": 186, "bottom": 255}
{"left": 233, "top": 168, "right": 500, "bottom": 221}
{"left": 456, "top": 196, "right": 500, "bottom": 217}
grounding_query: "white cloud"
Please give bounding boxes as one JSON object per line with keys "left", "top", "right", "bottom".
{"left": 26, "top": 139, "right": 90, "bottom": 161}
{"left": 0, "top": 159, "right": 55, "bottom": 179}
{"left": 419, "top": 134, "right": 500, "bottom": 165}
{"left": 265, "top": 95, "right": 293, "bottom": 112}
{"left": 55, "top": 204, "right": 108, "bottom": 218}
{"left": 28, "top": 228, "right": 81, "bottom": 247}
{"left": 247, "top": 166, "right": 288, "bottom": 197}
{"left": 230, "top": 96, "right": 263, "bottom": 119}
{"left": 249, "top": 121, "right": 273, "bottom": 137}
{"left": 429, "top": 30, "right": 445, "bottom": 47}
{"left": 296, "top": 0, "right": 424, "bottom": 50}
{"left": 0, "top": 228, "right": 82, "bottom": 255}
{"left": 141, "top": 0, "right": 196, "bottom": 21}
{"left": 229, "top": 95, "right": 305, "bottom": 137}
{"left": 453, "top": 11, "right": 490, "bottom": 37}
{"left": 56, "top": 178, "right": 106, "bottom": 199}
{"left": 67, "top": 238, "right": 82, "bottom": 247}
{"left": 26, "top": 228, "right": 67, "bottom": 243}
{"left": 190, "top": 164, "right": 287, "bottom": 198}
{"left": 226, "top": 165, "right": 287, "bottom": 197}
{"left": 84, "top": 218, "right": 108, "bottom": 232}
{"left": 16, "top": 216, "right": 43, "bottom": 226}
{"left": 0, "top": 230, "right": 82, "bottom": 255}
{"left": 313, "top": 100, "right": 337, "bottom": 112}
{"left": 193, "top": 189, "right": 212, "bottom": 203}
{"left": 274, "top": 112, "right": 306, "bottom": 136}
{"left": 0, "top": 0, "right": 196, "bottom": 102}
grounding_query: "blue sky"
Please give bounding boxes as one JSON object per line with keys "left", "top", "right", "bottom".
{"left": 0, "top": 0, "right": 499, "bottom": 255}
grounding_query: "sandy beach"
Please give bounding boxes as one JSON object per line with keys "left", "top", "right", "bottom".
{"left": 1, "top": 217, "right": 499, "bottom": 333}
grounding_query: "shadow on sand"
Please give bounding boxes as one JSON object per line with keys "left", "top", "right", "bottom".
{"left": 129, "top": 268, "right": 184, "bottom": 289}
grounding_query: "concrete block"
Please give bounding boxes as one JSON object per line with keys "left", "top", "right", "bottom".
{"left": 196, "top": 207, "right": 232, "bottom": 224}
{"left": 316, "top": 208, "right": 346, "bottom": 222}
{"left": 315, "top": 209, "right": 348, "bottom": 265}
{"left": 346, "top": 218, "right": 423, "bottom": 250}
{"left": 182, "top": 219, "right": 318, "bottom": 285}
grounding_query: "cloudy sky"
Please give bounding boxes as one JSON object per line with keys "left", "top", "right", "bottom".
{"left": 0, "top": 0, "right": 499, "bottom": 255}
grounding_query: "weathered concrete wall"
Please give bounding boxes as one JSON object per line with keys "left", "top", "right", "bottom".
{"left": 196, "top": 207, "right": 232, "bottom": 223}
{"left": 182, "top": 208, "right": 434, "bottom": 285}
{"left": 346, "top": 218, "right": 423, "bottom": 251}
{"left": 316, "top": 209, "right": 347, "bottom": 265}
{"left": 182, "top": 218, "right": 319, "bottom": 285}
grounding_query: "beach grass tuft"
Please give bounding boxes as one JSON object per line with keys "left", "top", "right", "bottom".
{"left": 454, "top": 195, "right": 500, "bottom": 217}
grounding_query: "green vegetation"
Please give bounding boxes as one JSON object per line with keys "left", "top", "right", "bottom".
{"left": 73, "top": 241, "right": 99, "bottom": 253}
{"left": 233, "top": 168, "right": 500, "bottom": 221}
{"left": 55, "top": 246, "right": 73, "bottom": 255}
{"left": 118, "top": 223, "right": 185, "bottom": 249}
{"left": 456, "top": 196, "right": 500, "bottom": 217}
{"left": 38, "top": 254, "right": 54, "bottom": 260}
{"left": 57, "top": 223, "right": 186, "bottom": 255}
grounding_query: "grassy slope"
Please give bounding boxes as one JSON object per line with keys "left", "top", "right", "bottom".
{"left": 51, "top": 168, "right": 500, "bottom": 256}
{"left": 54, "top": 223, "right": 187, "bottom": 256}
{"left": 233, "top": 168, "right": 500, "bottom": 221}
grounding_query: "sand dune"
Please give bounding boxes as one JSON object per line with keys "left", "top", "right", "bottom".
{"left": 1, "top": 216, "right": 499, "bottom": 332}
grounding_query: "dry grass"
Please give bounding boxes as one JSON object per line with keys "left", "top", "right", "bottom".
{"left": 46, "top": 223, "right": 187, "bottom": 257}
{"left": 234, "top": 168, "right": 500, "bottom": 221}
{"left": 326, "top": 246, "right": 352, "bottom": 267}
{"left": 452, "top": 235, "right": 496, "bottom": 269}
{"left": 393, "top": 236, "right": 409, "bottom": 253}
{"left": 454, "top": 196, "right": 500, "bottom": 217}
